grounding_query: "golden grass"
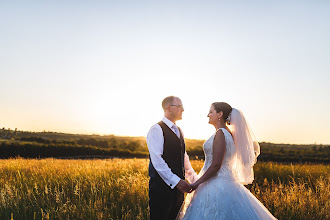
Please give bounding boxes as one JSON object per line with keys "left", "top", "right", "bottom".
{"left": 0, "top": 159, "right": 329, "bottom": 219}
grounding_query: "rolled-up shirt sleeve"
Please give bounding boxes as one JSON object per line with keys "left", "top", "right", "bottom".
{"left": 147, "top": 124, "right": 181, "bottom": 189}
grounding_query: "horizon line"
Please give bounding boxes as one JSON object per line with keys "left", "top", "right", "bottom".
{"left": 1, "top": 127, "right": 329, "bottom": 146}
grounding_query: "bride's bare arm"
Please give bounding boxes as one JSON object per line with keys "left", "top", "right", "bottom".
{"left": 189, "top": 129, "right": 226, "bottom": 190}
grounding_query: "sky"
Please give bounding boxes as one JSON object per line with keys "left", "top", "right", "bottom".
{"left": 1, "top": 0, "right": 329, "bottom": 144}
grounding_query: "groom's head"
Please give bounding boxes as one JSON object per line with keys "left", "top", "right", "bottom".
{"left": 162, "top": 96, "right": 184, "bottom": 122}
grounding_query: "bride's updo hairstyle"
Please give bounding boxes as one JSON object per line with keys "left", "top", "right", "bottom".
{"left": 212, "top": 102, "right": 232, "bottom": 123}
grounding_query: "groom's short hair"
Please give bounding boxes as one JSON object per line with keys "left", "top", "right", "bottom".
{"left": 162, "top": 96, "right": 176, "bottom": 111}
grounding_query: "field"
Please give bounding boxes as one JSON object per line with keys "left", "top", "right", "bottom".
{"left": 0, "top": 159, "right": 329, "bottom": 220}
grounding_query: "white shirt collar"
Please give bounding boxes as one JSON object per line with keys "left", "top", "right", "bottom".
{"left": 162, "top": 116, "right": 176, "bottom": 128}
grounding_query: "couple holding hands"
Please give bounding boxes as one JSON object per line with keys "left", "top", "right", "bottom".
{"left": 147, "top": 96, "right": 276, "bottom": 220}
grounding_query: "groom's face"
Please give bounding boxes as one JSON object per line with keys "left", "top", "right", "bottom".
{"left": 169, "top": 98, "right": 184, "bottom": 121}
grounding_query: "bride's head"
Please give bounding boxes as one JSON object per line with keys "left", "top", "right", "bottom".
{"left": 208, "top": 102, "right": 232, "bottom": 125}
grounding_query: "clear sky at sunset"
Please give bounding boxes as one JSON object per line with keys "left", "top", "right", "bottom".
{"left": 1, "top": 0, "right": 329, "bottom": 144}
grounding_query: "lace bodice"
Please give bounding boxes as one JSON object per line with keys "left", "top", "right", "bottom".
{"left": 199, "top": 128, "right": 238, "bottom": 180}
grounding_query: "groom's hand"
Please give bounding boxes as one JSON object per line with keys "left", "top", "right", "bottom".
{"left": 176, "top": 180, "right": 192, "bottom": 193}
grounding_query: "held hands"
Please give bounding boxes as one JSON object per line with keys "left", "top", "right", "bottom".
{"left": 176, "top": 180, "right": 200, "bottom": 193}
{"left": 189, "top": 183, "right": 198, "bottom": 191}
{"left": 176, "top": 180, "right": 193, "bottom": 193}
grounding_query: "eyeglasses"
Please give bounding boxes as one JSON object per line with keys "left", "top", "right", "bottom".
{"left": 170, "top": 105, "right": 184, "bottom": 110}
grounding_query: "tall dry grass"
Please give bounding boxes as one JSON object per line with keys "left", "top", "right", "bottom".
{"left": 0, "top": 159, "right": 329, "bottom": 219}
{"left": 0, "top": 158, "right": 149, "bottom": 219}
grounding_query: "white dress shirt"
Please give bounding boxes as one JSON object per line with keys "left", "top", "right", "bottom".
{"left": 147, "top": 117, "right": 198, "bottom": 189}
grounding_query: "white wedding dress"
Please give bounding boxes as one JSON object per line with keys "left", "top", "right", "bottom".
{"left": 180, "top": 128, "right": 276, "bottom": 220}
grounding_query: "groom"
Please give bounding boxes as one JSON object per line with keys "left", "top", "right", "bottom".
{"left": 147, "top": 96, "right": 197, "bottom": 220}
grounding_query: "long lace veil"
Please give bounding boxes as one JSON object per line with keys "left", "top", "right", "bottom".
{"left": 229, "top": 108, "right": 260, "bottom": 185}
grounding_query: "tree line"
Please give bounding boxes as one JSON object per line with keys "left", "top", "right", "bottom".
{"left": 0, "top": 128, "right": 329, "bottom": 163}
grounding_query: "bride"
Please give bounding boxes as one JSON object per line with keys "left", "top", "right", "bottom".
{"left": 178, "top": 102, "right": 276, "bottom": 220}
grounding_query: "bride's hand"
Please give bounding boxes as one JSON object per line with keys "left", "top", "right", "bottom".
{"left": 189, "top": 183, "right": 199, "bottom": 192}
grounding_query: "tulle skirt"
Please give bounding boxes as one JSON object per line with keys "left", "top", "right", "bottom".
{"left": 178, "top": 175, "right": 277, "bottom": 220}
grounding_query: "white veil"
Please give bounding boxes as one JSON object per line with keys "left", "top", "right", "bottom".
{"left": 228, "top": 108, "right": 260, "bottom": 185}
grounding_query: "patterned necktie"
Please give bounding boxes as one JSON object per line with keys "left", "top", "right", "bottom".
{"left": 172, "top": 124, "right": 180, "bottom": 138}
